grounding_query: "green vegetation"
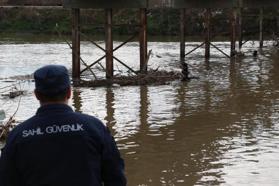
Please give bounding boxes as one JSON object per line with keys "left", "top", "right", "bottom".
{"left": 0, "top": 9, "right": 71, "bottom": 34}
{"left": 0, "top": 8, "right": 278, "bottom": 39}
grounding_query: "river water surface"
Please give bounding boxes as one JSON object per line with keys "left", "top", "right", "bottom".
{"left": 0, "top": 36, "right": 279, "bottom": 186}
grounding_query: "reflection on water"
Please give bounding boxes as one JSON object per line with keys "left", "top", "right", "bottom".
{"left": 0, "top": 39, "right": 279, "bottom": 185}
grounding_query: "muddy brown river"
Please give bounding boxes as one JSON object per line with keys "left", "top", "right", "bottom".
{"left": 0, "top": 37, "right": 279, "bottom": 185}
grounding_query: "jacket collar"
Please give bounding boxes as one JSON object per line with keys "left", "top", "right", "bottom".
{"left": 36, "top": 104, "right": 73, "bottom": 115}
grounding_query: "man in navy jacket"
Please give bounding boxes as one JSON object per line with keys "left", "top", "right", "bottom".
{"left": 0, "top": 65, "right": 126, "bottom": 186}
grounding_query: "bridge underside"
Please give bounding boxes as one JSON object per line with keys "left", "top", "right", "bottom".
{"left": 1, "top": 0, "right": 279, "bottom": 8}
{"left": 0, "top": 0, "right": 62, "bottom": 6}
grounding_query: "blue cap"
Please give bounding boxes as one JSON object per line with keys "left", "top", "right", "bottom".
{"left": 34, "top": 65, "right": 70, "bottom": 96}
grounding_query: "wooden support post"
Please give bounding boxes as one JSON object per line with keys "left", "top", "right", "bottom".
{"left": 105, "top": 9, "right": 113, "bottom": 79}
{"left": 259, "top": 8, "right": 264, "bottom": 48}
{"left": 180, "top": 9, "right": 186, "bottom": 58}
{"left": 238, "top": 8, "right": 243, "bottom": 51}
{"left": 72, "top": 8, "right": 81, "bottom": 82}
{"left": 231, "top": 8, "right": 237, "bottom": 57}
{"left": 140, "top": 86, "right": 148, "bottom": 126}
{"left": 276, "top": 14, "right": 279, "bottom": 34}
{"left": 204, "top": 8, "right": 211, "bottom": 59}
{"left": 72, "top": 89, "right": 82, "bottom": 112}
{"left": 139, "top": 8, "right": 148, "bottom": 73}
{"left": 105, "top": 88, "right": 115, "bottom": 126}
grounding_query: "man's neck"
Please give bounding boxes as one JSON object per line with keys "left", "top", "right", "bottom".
{"left": 40, "top": 100, "right": 68, "bottom": 106}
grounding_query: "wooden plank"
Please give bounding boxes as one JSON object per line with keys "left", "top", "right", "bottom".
{"left": 64, "top": 0, "right": 237, "bottom": 9}
{"left": 63, "top": 0, "right": 147, "bottom": 9}
{"left": 0, "top": 6, "right": 63, "bottom": 9}
{"left": 2, "top": 0, "right": 279, "bottom": 8}
{"left": 150, "top": 0, "right": 238, "bottom": 8}
{"left": 0, "top": 0, "right": 62, "bottom": 6}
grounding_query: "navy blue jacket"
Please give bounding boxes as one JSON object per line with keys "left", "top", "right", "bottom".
{"left": 0, "top": 104, "right": 126, "bottom": 186}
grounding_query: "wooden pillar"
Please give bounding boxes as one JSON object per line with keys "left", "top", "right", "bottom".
{"left": 72, "top": 89, "right": 82, "bottom": 112}
{"left": 72, "top": 8, "right": 81, "bottom": 81}
{"left": 231, "top": 8, "right": 237, "bottom": 57}
{"left": 204, "top": 8, "right": 211, "bottom": 59}
{"left": 105, "top": 88, "right": 115, "bottom": 126}
{"left": 180, "top": 9, "right": 186, "bottom": 58}
{"left": 259, "top": 8, "right": 264, "bottom": 48}
{"left": 276, "top": 14, "right": 279, "bottom": 34}
{"left": 139, "top": 8, "right": 148, "bottom": 73}
{"left": 238, "top": 8, "right": 243, "bottom": 51}
{"left": 140, "top": 86, "right": 148, "bottom": 127}
{"left": 105, "top": 9, "right": 113, "bottom": 79}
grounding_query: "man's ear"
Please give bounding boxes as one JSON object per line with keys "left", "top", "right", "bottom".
{"left": 34, "top": 90, "right": 40, "bottom": 101}
{"left": 66, "top": 88, "right": 72, "bottom": 100}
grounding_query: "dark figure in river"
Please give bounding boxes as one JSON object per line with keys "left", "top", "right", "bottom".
{"left": 181, "top": 62, "right": 190, "bottom": 81}
{"left": 180, "top": 62, "right": 199, "bottom": 81}
{"left": 253, "top": 50, "right": 258, "bottom": 57}
{"left": 0, "top": 65, "right": 126, "bottom": 186}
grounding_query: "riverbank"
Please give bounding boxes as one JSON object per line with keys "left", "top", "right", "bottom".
{"left": 0, "top": 32, "right": 242, "bottom": 44}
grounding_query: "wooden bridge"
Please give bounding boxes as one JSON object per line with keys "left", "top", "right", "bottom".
{"left": 1, "top": 0, "right": 279, "bottom": 81}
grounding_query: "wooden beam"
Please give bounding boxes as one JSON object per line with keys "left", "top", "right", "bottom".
{"left": 204, "top": 8, "right": 211, "bottom": 59}
{"left": 0, "top": 0, "right": 62, "bottom": 6}
{"left": 72, "top": 8, "right": 80, "bottom": 81}
{"left": 0, "top": 6, "right": 62, "bottom": 8}
{"left": 105, "top": 8, "right": 113, "bottom": 79}
{"left": 259, "top": 8, "right": 264, "bottom": 48}
{"left": 231, "top": 8, "right": 237, "bottom": 56}
{"left": 180, "top": 8, "right": 186, "bottom": 58}
{"left": 238, "top": 8, "right": 243, "bottom": 51}
{"left": 139, "top": 8, "right": 147, "bottom": 73}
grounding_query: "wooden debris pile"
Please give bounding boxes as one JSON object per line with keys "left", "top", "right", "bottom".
{"left": 0, "top": 74, "right": 33, "bottom": 82}
{"left": 0, "top": 81, "right": 23, "bottom": 141}
{"left": 0, "top": 117, "right": 16, "bottom": 141}
{"left": 77, "top": 70, "right": 182, "bottom": 87}
{"left": 1, "top": 90, "right": 25, "bottom": 99}
{"left": 0, "top": 82, "right": 26, "bottom": 99}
